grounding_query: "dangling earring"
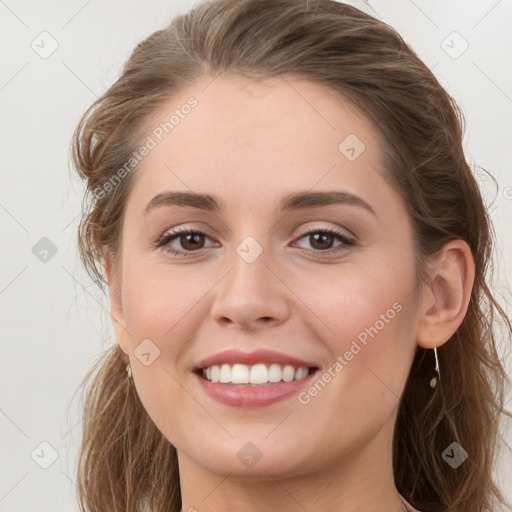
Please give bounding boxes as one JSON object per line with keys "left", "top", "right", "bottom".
{"left": 126, "top": 363, "right": 132, "bottom": 379}
{"left": 429, "top": 346, "right": 440, "bottom": 389}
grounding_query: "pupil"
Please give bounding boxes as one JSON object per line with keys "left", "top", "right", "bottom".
{"left": 183, "top": 233, "right": 202, "bottom": 249}
{"left": 312, "top": 233, "right": 332, "bottom": 249}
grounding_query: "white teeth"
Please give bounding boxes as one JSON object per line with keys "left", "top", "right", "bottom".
{"left": 268, "top": 363, "right": 281, "bottom": 382}
{"left": 282, "top": 365, "right": 295, "bottom": 382}
{"left": 249, "top": 363, "right": 269, "bottom": 384}
{"left": 231, "top": 363, "right": 249, "bottom": 384}
{"left": 201, "top": 363, "right": 312, "bottom": 385}
{"left": 219, "top": 364, "right": 231, "bottom": 383}
{"left": 295, "top": 367, "right": 309, "bottom": 380}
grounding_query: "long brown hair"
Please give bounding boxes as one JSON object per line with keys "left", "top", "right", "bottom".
{"left": 71, "top": 1, "right": 512, "bottom": 511}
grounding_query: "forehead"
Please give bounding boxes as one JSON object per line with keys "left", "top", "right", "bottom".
{"left": 128, "top": 74, "right": 393, "bottom": 213}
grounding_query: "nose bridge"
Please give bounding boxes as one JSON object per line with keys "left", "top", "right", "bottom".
{"left": 225, "top": 233, "right": 273, "bottom": 301}
{"left": 210, "top": 232, "right": 290, "bottom": 327}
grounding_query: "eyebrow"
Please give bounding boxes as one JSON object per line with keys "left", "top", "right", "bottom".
{"left": 143, "top": 190, "right": 376, "bottom": 216}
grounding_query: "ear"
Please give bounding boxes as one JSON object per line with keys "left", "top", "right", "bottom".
{"left": 416, "top": 239, "right": 475, "bottom": 350}
{"left": 103, "top": 250, "right": 130, "bottom": 358}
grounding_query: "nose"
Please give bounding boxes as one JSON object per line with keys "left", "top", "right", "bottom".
{"left": 210, "top": 247, "right": 291, "bottom": 330}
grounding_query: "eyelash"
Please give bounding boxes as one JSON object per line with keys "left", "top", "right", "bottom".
{"left": 153, "top": 226, "right": 355, "bottom": 257}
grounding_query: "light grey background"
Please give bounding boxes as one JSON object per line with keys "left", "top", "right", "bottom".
{"left": 1, "top": 0, "right": 511, "bottom": 510}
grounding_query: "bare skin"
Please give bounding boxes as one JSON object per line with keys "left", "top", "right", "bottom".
{"left": 105, "top": 74, "right": 474, "bottom": 512}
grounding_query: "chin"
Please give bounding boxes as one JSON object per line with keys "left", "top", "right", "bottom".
{"left": 178, "top": 437, "right": 313, "bottom": 479}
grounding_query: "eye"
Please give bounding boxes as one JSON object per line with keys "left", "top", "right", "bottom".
{"left": 154, "top": 228, "right": 214, "bottom": 257}
{"left": 153, "top": 226, "right": 355, "bottom": 257}
{"left": 293, "top": 227, "right": 355, "bottom": 254}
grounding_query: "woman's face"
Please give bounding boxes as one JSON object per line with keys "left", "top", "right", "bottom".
{"left": 110, "top": 75, "right": 422, "bottom": 478}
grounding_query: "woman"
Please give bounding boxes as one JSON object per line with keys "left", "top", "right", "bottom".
{"left": 72, "top": 0, "right": 512, "bottom": 511}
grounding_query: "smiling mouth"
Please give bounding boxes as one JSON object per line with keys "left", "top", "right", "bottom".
{"left": 195, "top": 363, "right": 318, "bottom": 385}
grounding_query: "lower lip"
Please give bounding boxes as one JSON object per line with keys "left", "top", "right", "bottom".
{"left": 195, "top": 370, "right": 318, "bottom": 407}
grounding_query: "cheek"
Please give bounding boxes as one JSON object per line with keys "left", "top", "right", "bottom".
{"left": 294, "top": 256, "right": 414, "bottom": 407}
{"left": 119, "top": 261, "right": 197, "bottom": 388}
{"left": 291, "top": 254, "right": 415, "bottom": 346}
{"left": 122, "top": 259, "right": 202, "bottom": 343}
{"left": 295, "top": 268, "right": 418, "bottom": 444}
{"left": 120, "top": 264, "right": 205, "bottom": 440}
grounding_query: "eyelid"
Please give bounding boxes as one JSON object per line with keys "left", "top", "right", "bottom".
{"left": 295, "top": 221, "right": 356, "bottom": 239}
{"left": 158, "top": 221, "right": 355, "bottom": 241}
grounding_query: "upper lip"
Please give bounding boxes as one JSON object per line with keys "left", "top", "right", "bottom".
{"left": 196, "top": 349, "right": 318, "bottom": 370}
